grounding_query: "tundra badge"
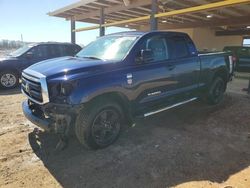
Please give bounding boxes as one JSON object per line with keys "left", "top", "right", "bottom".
{"left": 127, "top": 73, "right": 133, "bottom": 85}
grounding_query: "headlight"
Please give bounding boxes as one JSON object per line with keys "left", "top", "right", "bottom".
{"left": 60, "top": 82, "right": 73, "bottom": 96}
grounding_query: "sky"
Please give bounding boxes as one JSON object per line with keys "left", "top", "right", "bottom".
{"left": 0, "top": 0, "right": 131, "bottom": 45}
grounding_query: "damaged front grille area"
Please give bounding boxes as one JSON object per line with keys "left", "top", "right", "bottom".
{"left": 21, "top": 70, "right": 49, "bottom": 105}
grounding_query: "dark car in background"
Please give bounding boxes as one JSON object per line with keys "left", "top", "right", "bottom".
{"left": 223, "top": 46, "right": 250, "bottom": 72}
{"left": 0, "top": 42, "right": 81, "bottom": 89}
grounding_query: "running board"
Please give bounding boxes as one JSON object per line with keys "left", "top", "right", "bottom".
{"left": 144, "top": 97, "right": 197, "bottom": 117}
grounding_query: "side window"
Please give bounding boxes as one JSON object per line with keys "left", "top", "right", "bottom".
{"left": 58, "top": 45, "right": 66, "bottom": 56}
{"left": 30, "top": 45, "right": 48, "bottom": 58}
{"left": 49, "top": 45, "right": 61, "bottom": 57}
{"left": 139, "top": 36, "right": 169, "bottom": 62}
{"left": 50, "top": 44, "right": 68, "bottom": 57}
{"left": 169, "top": 36, "right": 189, "bottom": 59}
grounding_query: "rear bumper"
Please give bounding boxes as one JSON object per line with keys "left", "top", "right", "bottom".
{"left": 22, "top": 100, "right": 52, "bottom": 131}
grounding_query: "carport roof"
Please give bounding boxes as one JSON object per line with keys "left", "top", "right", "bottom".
{"left": 48, "top": 0, "right": 250, "bottom": 31}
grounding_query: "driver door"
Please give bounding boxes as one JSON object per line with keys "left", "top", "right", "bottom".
{"left": 129, "top": 34, "right": 179, "bottom": 115}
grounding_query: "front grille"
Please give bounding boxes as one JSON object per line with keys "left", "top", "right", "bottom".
{"left": 22, "top": 74, "right": 43, "bottom": 103}
{"left": 21, "top": 70, "right": 49, "bottom": 104}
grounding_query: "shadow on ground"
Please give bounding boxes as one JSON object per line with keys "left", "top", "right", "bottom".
{"left": 28, "top": 93, "right": 250, "bottom": 188}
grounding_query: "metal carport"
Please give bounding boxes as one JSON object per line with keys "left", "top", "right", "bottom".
{"left": 48, "top": 0, "right": 250, "bottom": 49}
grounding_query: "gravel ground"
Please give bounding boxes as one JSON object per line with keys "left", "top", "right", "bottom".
{"left": 0, "top": 79, "right": 250, "bottom": 188}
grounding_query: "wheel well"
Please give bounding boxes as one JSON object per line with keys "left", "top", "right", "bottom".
{"left": 213, "top": 69, "right": 228, "bottom": 83}
{"left": 87, "top": 92, "right": 132, "bottom": 121}
{"left": 213, "top": 69, "right": 228, "bottom": 91}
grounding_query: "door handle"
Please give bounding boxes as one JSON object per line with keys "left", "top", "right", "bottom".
{"left": 167, "top": 64, "right": 175, "bottom": 70}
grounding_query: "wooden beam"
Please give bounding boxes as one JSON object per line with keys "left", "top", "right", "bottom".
{"left": 142, "top": 5, "right": 197, "bottom": 23}
{"left": 113, "top": 11, "right": 141, "bottom": 18}
{"left": 90, "top": 2, "right": 111, "bottom": 7}
{"left": 154, "top": 0, "right": 250, "bottom": 18}
{"left": 191, "top": 0, "right": 243, "bottom": 17}
{"left": 106, "top": 12, "right": 136, "bottom": 20}
{"left": 157, "top": 15, "right": 250, "bottom": 30}
{"left": 73, "top": 0, "right": 151, "bottom": 21}
{"left": 177, "top": 0, "right": 245, "bottom": 20}
{"left": 74, "top": 0, "right": 250, "bottom": 32}
{"left": 48, "top": 0, "right": 96, "bottom": 16}
{"left": 216, "top": 29, "right": 250, "bottom": 36}
{"left": 123, "top": 9, "right": 148, "bottom": 16}
{"left": 104, "top": 0, "right": 123, "bottom": 4}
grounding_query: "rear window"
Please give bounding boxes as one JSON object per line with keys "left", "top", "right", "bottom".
{"left": 168, "top": 36, "right": 189, "bottom": 59}
{"left": 30, "top": 45, "right": 48, "bottom": 58}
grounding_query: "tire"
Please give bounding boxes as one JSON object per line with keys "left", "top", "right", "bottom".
{"left": 75, "top": 98, "right": 123, "bottom": 149}
{"left": 0, "top": 71, "right": 19, "bottom": 89}
{"left": 207, "top": 77, "right": 226, "bottom": 105}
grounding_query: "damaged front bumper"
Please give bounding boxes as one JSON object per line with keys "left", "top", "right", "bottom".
{"left": 22, "top": 100, "right": 80, "bottom": 134}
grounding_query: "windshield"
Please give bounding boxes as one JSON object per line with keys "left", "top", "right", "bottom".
{"left": 9, "top": 45, "right": 32, "bottom": 57}
{"left": 76, "top": 35, "right": 138, "bottom": 61}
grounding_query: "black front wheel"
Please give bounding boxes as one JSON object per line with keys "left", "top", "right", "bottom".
{"left": 207, "top": 77, "right": 226, "bottom": 105}
{"left": 75, "top": 99, "right": 123, "bottom": 149}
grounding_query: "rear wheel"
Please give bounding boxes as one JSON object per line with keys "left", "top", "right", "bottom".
{"left": 0, "top": 71, "right": 19, "bottom": 89}
{"left": 75, "top": 99, "right": 123, "bottom": 149}
{"left": 207, "top": 77, "right": 226, "bottom": 105}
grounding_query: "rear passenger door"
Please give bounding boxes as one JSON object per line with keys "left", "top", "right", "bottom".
{"left": 167, "top": 35, "right": 200, "bottom": 100}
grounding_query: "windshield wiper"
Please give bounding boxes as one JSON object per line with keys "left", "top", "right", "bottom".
{"left": 82, "top": 56, "right": 102, "bottom": 60}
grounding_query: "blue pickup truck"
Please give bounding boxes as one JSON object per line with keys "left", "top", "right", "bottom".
{"left": 21, "top": 31, "right": 234, "bottom": 149}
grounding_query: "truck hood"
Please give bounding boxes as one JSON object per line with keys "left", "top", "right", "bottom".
{"left": 26, "top": 56, "right": 117, "bottom": 79}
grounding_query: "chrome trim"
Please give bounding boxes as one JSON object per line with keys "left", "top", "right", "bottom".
{"left": 144, "top": 97, "right": 197, "bottom": 117}
{"left": 23, "top": 69, "right": 46, "bottom": 79}
{"left": 147, "top": 91, "right": 161, "bottom": 96}
{"left": 22, "top": 69, "right": 50, "bottom": 104}
{"left": 198, "top": 52, "right": 226, "bottom": 56}
{"left": 22, "top": 72, "right": 40, "bottom": 83}
{"left": 21, "top": 88, "right": 44, "bottom": 105}
{"left": 229, "top": 55, "right": 233, "bottom": 74}
{"left": 126, "top": 73, "right": 133, "bottom": 79}
{"left": 40, "top": 77, "right": 49, "bottom": 104}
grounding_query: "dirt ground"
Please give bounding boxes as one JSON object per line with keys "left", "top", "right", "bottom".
{"left": 0, "top": 78, "right": 250, "bottom": 188}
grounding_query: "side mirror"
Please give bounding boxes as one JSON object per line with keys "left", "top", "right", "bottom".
{"left": 141, "top": 49, "right": 153, "bottom": 63}
{"left": 26, "top": 51, "right": 33, "bottom": 59}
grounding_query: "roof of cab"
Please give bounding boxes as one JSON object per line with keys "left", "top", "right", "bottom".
{"left": 106, "top": 31, "right": 188, "bottom": 37}
{"left": 29, "top": 42, "right": 78, "bottom": 47}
